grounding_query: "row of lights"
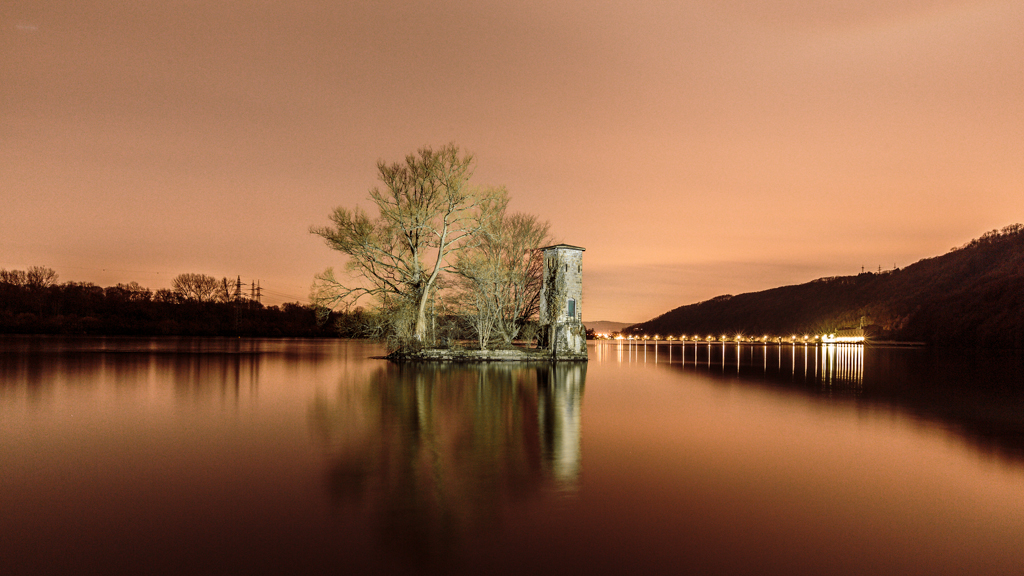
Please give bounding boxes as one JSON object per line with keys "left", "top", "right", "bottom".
{"left": 612, "top": 333, "right": 865, "bottom": 344}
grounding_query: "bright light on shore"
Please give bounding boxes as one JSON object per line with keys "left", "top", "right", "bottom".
{"left": 822, "top": 334, "right": 866, "bottom": 343}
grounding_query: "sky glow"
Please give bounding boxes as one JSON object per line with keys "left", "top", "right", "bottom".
{"left": 2, "top": 0, "right": 1021, "bottom": 322}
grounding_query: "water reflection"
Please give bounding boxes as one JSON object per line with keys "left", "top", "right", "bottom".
{"left": 601, "top": 340, "right": 865, "bottom": 390}
{"left": 158, "top": 350, "right": 260, "bottom": 399}
{"left": 599, "top": 340, "right": 1024, "bottom": 463}
{"left": 3, "top": 337, "right": 1024, "bottom": 574}
{"left": 0, "top": 336, "right": 342, "bottom": 403}
{"left": 308, "top": 362, "right": 585, "bottom": 567}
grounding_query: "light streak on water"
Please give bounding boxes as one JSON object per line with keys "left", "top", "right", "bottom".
{"left": 599, "top": 339, "right": 865, "bottom": 392}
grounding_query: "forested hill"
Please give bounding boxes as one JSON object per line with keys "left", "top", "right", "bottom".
{"left": 625, "top": 225, "right": 1024, "bottom": 348}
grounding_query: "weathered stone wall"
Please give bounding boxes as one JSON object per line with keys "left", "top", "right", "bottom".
{"left": 549, "top": 322, "right": 587, "bottom": 358}
{"left": 539, "top": 245, "right": 586, "bottom": 358}
{"left": 539, "top": 247, "right": 584, "bottom": 326}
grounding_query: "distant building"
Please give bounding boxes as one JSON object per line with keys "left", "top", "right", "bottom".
{"left": 828, "top": 315, "right": 868, "bottom": 343}
{"left": 538, "top": 244, "right": 587, "bottom": 359}
{"left": 833, "top": 326, "right": 865, "bottom": 341}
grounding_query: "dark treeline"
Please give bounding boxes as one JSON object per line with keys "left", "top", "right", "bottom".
{"left": 627, "top": 224, "right": 1024, "bottom": 348}
{"left": 0, "top": 269, "right": 354, "bottom": 338}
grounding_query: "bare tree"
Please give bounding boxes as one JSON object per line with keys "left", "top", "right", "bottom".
{"left": 172, "top": 273, "right": 220, "bottom": 302}
{"left": 214, "top": 277, "right": 239, "bottom": 303}
{"left": 109, "top": 281, "right": 152, "bottom": 302}
{"left": 154, "top": 288, "right": 179, "bottom": 304}
{"left": 0, "top": 269, "right": 28, "bottom": 286}
{"left": 455, "top": 211, "right": 550, "bottom": 348}
{"left": 311, "top": 144, "right": 506, "bottom": 347}
{"left": 455, "top": 258, "right": 502, "bottom": 349}
{"left": 26, "top": 266, "right": 58, "bottom": 288}
{"left": 1, "top": 267, "right": 58, "bottom": 288}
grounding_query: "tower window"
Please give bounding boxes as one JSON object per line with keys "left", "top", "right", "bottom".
{"left": 567, "top": 298, "right": 576, "bottom": 319}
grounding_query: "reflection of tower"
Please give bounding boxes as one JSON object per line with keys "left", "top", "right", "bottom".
{"left": 538, "top": 244, "right": 587, "bottom": 358}
{"left": 311, "top": 361, "right": 590, "bottom": 566}
{"left": 537, "top": 363, "right": 586, "bottom": 489}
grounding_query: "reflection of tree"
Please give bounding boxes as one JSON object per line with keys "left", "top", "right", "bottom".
{"left": 0, "top": 337, "right": 262, "bottom": 400}
{"left": 308, "top": 362, "right": 586, "bottom": 567}
{"left": 159, "top": 339, "right": 261, "bottom": 400}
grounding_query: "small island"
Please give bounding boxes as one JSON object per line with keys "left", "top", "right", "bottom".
{"left": 393, "top": 244, "right": 588, "bottom": 362}
{"left": 310, "top": 145, "right": 588, "bottom": 362}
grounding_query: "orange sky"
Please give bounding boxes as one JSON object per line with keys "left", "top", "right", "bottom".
{"left": 2, "top": 0, "right": 1021, "bottom": 322}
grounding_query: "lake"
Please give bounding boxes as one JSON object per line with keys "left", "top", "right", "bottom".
{"left": 3, "top": 336, "right": 1024, "bottom": 575}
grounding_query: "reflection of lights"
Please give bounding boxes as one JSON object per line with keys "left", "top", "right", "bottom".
{"left": 820, "top": 343, "right": 865, "bottom": 389}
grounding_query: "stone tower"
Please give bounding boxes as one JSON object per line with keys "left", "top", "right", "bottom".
{"left": 538, "top": 244, "right": 587, "bottom": 359}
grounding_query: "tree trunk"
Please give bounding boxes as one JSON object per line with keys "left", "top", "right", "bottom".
{"left": 414, "top": 290, "right": 430, "bottom": 342}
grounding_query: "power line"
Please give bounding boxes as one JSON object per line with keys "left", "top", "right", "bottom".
{"left": 260, "top": 288, "right": 308, "bottom": 302}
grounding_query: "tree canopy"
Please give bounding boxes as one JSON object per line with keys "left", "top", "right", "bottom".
{"left": 0, "top": 268, "right": 335, "bottom": 337}
{"left": 311, "top": 144, "right": 507, "bottom": 348}
{"left": 455, "top": 210, "right": 550, "bottom": 349}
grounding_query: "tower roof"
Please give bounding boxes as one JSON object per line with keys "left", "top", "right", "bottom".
{"left": 539, "top": 243, "right": 586, "bottom": 252}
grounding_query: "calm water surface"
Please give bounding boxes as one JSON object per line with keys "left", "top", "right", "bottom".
{"left": 2, "top": 336, "right": 1024, "bottom": 574}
